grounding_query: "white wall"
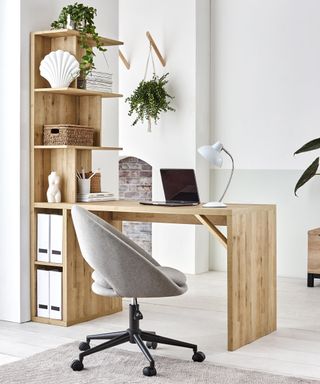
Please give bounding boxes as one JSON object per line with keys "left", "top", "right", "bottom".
{"left": 0, "top": 0, "right": 22, "bottom": 322}
{"left": 119, "top": 0, "right": 210, "bottom": 273}
{"left": 212, "top": 0, "right": 320, "bottom": 171}
{"left": 0, "top": 0, "right": 119, "bottom": 323}
{"left": 0, "top": 0, "right": 56, "bottom": 323}
{"left": 210, "top": 0, "right": 320, "bottom": 277}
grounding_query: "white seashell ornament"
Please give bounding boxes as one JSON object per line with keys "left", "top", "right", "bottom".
{"left": 39, "top": 50, "right": 80, "bottom": 88}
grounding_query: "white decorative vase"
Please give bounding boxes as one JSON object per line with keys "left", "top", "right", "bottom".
{"left": 39, "top": 50, "right": 80, "bottom": 88}
{"left": 47, "top": 171, "right": 61, "bottom": 203}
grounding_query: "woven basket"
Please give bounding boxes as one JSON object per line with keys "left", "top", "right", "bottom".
{"left": 43, "top": 124, "right": 94, "bottom": 146}
{"left": 85, "top": 172, "right": 101, "bottom": 193}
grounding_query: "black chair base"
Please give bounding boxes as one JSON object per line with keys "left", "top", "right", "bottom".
{"left": 71, "top": 301, "right": 206, "bottom": 376}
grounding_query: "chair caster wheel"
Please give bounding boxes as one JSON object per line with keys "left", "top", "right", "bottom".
{"left": 143, "top": 366, "right": 157, "bottom": 376}
{"left": 71, "top": 359, "right": 84, "bottom": 371}
{"left": 79, "top": 341, "right": 90, "bottom": 351}
{"left": 146, "top": 341, "right": 158, "bottom": 349}
{"left": 192, "top": 351, "right": 206, "bottom": 362}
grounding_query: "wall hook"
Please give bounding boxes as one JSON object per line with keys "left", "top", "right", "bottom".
{"left": 146, "top": 31, "right": 166, "bottom": 67}
{"left": 118, "top": 49, "right": 130, "bottom": 70}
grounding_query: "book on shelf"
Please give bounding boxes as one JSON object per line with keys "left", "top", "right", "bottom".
{"left": 87, "top": 71, "right": 112, "bottom": 80}
{"left": 78, "top": 71, "right": 113, "bottom": 93}
{"left": 77, "top": 192, "right": 116, "bottom": 202}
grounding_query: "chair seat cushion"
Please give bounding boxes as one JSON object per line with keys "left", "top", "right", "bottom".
{"left": 92, "top": 270, "right": 112, "bottom": 289}
{"left": 157, "top": 266, "right": 187, "bottom": 287}
{"left": 92, "top": 282, "right": 118, "bottom": 297}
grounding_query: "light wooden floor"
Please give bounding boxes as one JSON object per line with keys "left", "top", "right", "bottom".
{"left": 1, "top": 272, "right": 320, "bottom": 380}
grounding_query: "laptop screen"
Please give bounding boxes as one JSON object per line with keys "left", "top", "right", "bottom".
{"left": 160, "top": 169, "right": 200, "bottom": 203}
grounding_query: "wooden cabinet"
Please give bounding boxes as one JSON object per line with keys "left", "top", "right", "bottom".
{"left": 308, "top": 228, "right": 320, "bottom": 287}
{"left": 30, "top": 30, "right": 123, "bottom": 325}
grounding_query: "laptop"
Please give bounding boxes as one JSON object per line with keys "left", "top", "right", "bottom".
{"left": 140, "top": 169, "right": 200, "bottom": 207}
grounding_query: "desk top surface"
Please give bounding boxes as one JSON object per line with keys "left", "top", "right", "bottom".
{"left": 34, "top": 200, "right": 276, "bottom": 216}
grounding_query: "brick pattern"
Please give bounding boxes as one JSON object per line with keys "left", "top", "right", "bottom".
{"left": 119, "top": 157, "right": 152, "bottom": 254}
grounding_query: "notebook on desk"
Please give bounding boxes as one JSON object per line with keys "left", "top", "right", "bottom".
{"left": 140, "top": 169, "right": 200, "bottom": 207}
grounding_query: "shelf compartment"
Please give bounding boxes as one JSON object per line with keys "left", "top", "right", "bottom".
{"left": 34, "top": 145, "right": 123, "bottom": 151}
{"left": 31, "top": 31, "right": 123, "bottom": 90}
{"left": 33, "top": 147, "right": 115, "bottom": 203}
{"left": 35, "top": 88, "right": 123, "bottom": 98}
{"left": 34, "top": 148, "right": 77, "bottom": 203}
{"left": 33, "top": 93, "right": 102, "bottom": 146}
{"left": 33, "top": 30, "right": 124, "bottom": 47}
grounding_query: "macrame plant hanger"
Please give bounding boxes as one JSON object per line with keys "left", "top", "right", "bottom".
{"left": 143, "top": 43, "right": 156, "bottom": 132}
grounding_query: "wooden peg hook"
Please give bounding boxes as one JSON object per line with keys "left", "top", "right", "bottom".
{"left": 118, "top": 49, "right": 130, "bottom": 70}
{"left": 146, "top": 31, "right": 166, "bottom": 67}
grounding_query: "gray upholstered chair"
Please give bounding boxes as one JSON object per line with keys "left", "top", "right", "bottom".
{"left": 70, "top": 205, "right": 205, "bottom": 377}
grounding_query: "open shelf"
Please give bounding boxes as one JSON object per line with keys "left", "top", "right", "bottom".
{"left": 34, "top": 88, "right": 123, "bottom": 98}
{"left": 34, "top": 145, "right": 123, "bottom": 151}
{"left": 34, "top": 261, "right": 63, "bottom": 268}
{"left": 33, "top": 29, "right": 124, "bottom": 47}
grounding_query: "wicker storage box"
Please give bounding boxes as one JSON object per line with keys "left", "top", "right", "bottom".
{"left": 44, "top": 124, "right": 94, "bottom": 146}
{"left": 85, "top": 172, "right": 101, "bottom": 193}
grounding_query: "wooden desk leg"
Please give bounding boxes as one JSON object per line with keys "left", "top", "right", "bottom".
{"left": 227, "top": 207, "right": 277, "bottom": 351}
{"left": 110, "top": 219, "right": 123, "bottom": 232}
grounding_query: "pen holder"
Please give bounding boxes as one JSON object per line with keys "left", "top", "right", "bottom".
{"left": 85, "top": 172, "right": 101, "bottom": 193}
{"left": 77, "top": 178, "right": 91, "bottom": 195}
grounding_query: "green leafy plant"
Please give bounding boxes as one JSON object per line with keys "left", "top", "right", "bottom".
{"left": 294, "top": 138, "right": 320, "bottom": 195}
{"left": 51, "top": 3, "right": 106, "bottom": 76}
{"left": 125, "top": 73, "right": 175, "bottom": 131}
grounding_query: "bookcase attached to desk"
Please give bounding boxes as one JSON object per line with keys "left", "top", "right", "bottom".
{"left": 30, "top": 30, "right": 123, "bottom": 325}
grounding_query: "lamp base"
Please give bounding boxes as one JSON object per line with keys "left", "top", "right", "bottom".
{"left": 202, "top": 201, "right": 227, "bottom": 208}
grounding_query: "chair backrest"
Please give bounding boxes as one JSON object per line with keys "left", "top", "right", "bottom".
{"left": 71, "top": 205, "right": 182, "bottom": 298}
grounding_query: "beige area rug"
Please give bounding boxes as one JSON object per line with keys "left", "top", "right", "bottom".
{"left": 0, "top": 342, "right": 318, "bottom": 384}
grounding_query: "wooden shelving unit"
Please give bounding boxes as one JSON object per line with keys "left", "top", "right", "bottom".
{"left": 30, "top": 30, "right": 123, "bottom": 326}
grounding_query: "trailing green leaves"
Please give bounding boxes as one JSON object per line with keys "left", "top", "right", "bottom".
{"left": 125, "top": 73, "right": 175, "bottom": 128}
{"left": 51, "top": 3, "right": 106, "bottom": 77}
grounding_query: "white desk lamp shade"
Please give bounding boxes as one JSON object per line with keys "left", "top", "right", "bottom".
{"left": 197, "top": 141, "right": 234, "bottom": 207}
{"left": 198, "top": 142, "right": 223, "bottom": 168}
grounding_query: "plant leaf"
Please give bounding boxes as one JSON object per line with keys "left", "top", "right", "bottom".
{"left": 294, "top": 157, "right": 319, "bottom": 196}
{"left": 294, "top": 138, "right": 320, "bottom": 155}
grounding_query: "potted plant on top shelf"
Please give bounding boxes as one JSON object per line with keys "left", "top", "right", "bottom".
{"left": 51, "top": 2, "right": 106, "bottom": 79}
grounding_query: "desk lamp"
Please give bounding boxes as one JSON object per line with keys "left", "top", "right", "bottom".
{"left": 198, "top": 141, "right": 234, "bottom": 208}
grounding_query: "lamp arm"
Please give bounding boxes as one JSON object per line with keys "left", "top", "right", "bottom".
{"left": 218, "top": 148, "right": 234, "bottom": 202}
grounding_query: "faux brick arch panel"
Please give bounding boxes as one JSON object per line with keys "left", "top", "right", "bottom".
{"left": 119, "top": 157, "right": 152, "bottom": 254}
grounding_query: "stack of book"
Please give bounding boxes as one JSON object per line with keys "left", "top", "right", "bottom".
{"left": 77, "top": 192, "right": 116, "bottom": 202}
{"left": 83, "top": 71, "right": 113, "bottom": 93}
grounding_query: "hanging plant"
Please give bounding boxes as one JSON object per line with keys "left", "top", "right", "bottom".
{"left": 51, "top": 3, "right": 106, "bottom": 77}
{"left": 125, "top": 73, "right": 175, "bottom": 132}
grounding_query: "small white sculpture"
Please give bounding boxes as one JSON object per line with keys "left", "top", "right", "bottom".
{"left": 47, "top": 171, "right": 61, "bottom": 203}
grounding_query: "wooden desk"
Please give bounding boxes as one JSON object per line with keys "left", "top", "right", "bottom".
{"left": 34, "top": 200, "right": 277, "bottom": 351}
